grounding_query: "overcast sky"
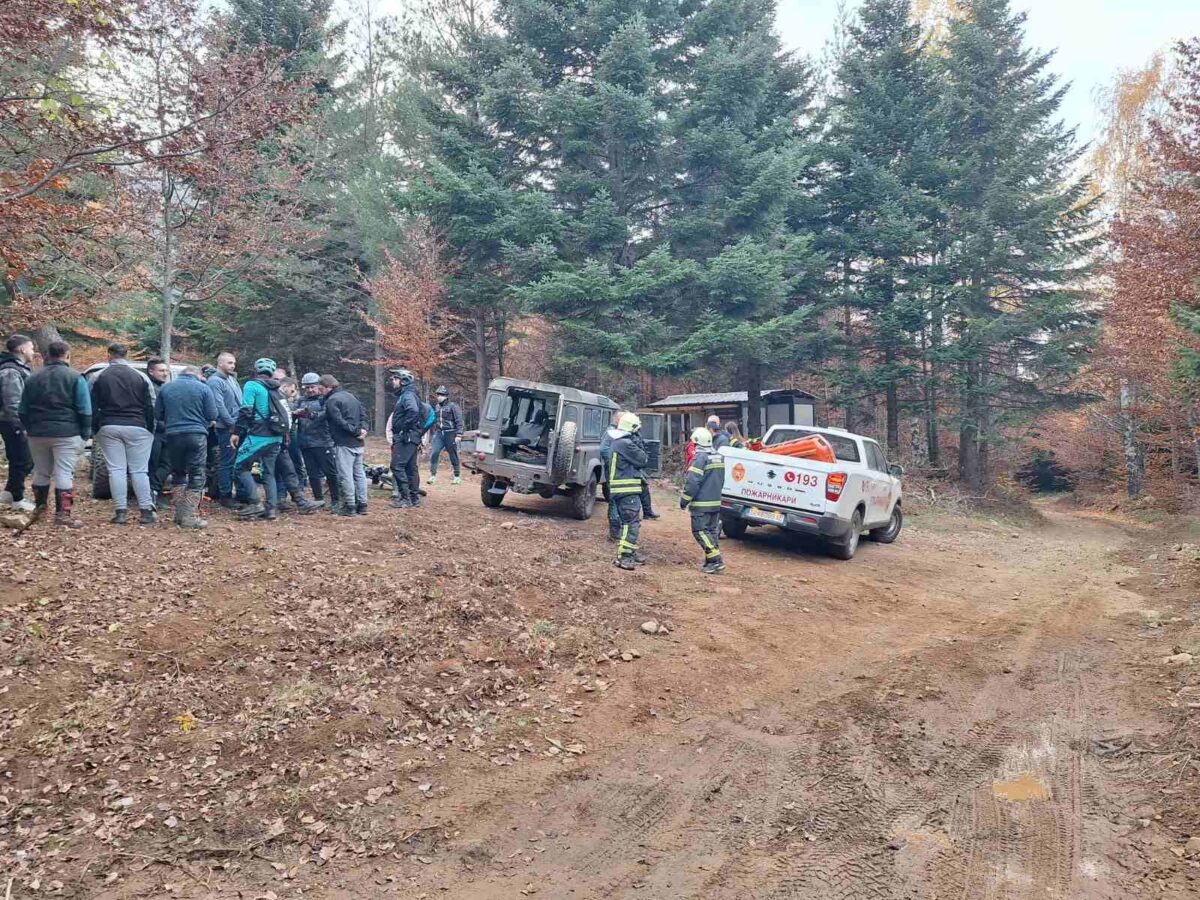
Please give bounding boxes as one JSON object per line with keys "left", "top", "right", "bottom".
{"left": 777, "top": 0, "right": 1200, "bottom": 147}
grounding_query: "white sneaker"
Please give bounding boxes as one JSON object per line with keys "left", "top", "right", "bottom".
{"left": 0, "top": 490, "right": 12, "bottom": 508}
{"left": 453, "top": 476, "right": 462, "bottom": 485}
{"left": 427, "top": 475, "right": 437, "bottom": 484}
{"left": 12, "top": 498, "right": 35, "bottom": 512}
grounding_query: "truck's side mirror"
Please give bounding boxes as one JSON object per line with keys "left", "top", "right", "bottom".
{"left": 889, "top": 463, "right": 904, "bottom": 477}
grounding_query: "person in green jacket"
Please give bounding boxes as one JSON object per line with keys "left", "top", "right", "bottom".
{"left": 230, "top": 357, "right": 286, "bottom": 520}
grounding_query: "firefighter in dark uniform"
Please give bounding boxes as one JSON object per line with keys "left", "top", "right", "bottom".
{"left": 609, "top": 412, "right": 649, "bottom": 570}
{"left": 681, "top": 426, "right": 726, "bottom": 574}
{"left": 388, "top": 368, "right": 423, "bottom": 508}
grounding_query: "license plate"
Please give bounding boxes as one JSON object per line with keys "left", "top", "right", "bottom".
{"left": 750, "top": 506, "right": 786, "bottom": 525}
{"left": 477, "top": 438, "right": 495, "bottom": 454}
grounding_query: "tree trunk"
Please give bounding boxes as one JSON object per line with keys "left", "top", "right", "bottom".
{"left": 32, "top": 324, "right": 63, "bottom": 358}
{"left": 925, "top": 287, "right": 942, "bottom": 466}
{"left": 745, "top": 360, "right": 763, "bottom": 438}
{"left": 958, "top": 358, "right": 986, "bottom": 492}
{"left": 885, "top": 346, "right": 899, "bottom": 453}
{"left": 473, "top": 310, "right": 490, "bottom": 409}
{"left": 1119, "top": 379, "right": 1144, "bottom": 498}
{"left": 373, "top": 328, "right": 386, "bottom": 434}
{"left": 1189, "top": 404, "right": 1200, "bottom": 477}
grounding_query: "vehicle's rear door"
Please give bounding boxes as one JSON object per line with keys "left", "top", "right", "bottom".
{"left": 861, "top": 441, "right": 894, "bottom": 526}
{"left": 723, "top": 448, "right": 827, "bottom": 516}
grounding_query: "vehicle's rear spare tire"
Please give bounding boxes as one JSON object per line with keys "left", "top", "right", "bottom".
{"left": 91, "top": 446, "right": 112, "bottom": 500}
{"left": 868, "top": 505, "right": 902, "bottom": 543}
{"left": 721, "top": 513, "right": 748, "bottom": 539}
{"left": 828, "top": 508, "right": 863, "bottom": 560}
{"left": 571, "top": 473, "right": 598, "bottom": 520}
{"left": 481, "top": 474, "right": 505, "bottom": 509}
{"left": 550, "top": 421, "right": 577, "bottom": 483}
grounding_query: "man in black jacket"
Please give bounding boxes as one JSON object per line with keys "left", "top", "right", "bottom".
{"left": 388, "top": 368, "right": 423, "bottom": 509}
{"left": 90, "top": 343, "right": 157, "bottom": 524}
{"left": 18, "top": 340, "right": 91, "bottom": 528}
{"left": 322, "top": 375, "right": 368, "bottom": 516}
{"left": 427, "top": 385, "right": 463, "bottom": 485}
{"left": 0, "top": 333, "right": 35, "bottom": 511}
{"left": 296, "top": 372, "right": 338, "bottom": 507}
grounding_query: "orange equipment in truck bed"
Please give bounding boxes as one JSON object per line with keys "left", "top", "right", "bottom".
{"left": 758, "top": 433, "right": 837, "bottom": 464}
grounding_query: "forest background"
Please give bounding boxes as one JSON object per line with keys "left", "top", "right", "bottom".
{"left": 5, "top": 0, "right": 1200, "bottom": 501}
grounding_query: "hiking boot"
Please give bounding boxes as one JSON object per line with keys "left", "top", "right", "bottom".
{"left": 139, "top": 507, "right": 158, "bottom": 526}
{"left": 409, "top": 496, "right": 422, "bottom": 509}
{"left": 218, "top": 496, "right": 239, "bottom": 510}
{"left": 156, "top": 494, "right": 172, "bottom": 511}
{"left": 176, "top": 490, "right": 208, "bottom": 529}
{"left": 33, "top": 484, "right": 50, "bottom": 511}
{"left": 644, "top": 511, "right": 661, "bottom": 520}
{"left": 295, "top": 498, "right": 320, "bottom": 514}
{"left": 614, "top": 557, "right": 637, "bottom": 571}
{"left": 54, "top": 489, "right": 83, "bottom": 529}
{"left": 452, "top": 475, "right": 462, "bottom": 485}
{"left": 263, "top": 506, "right": 278, "bottom": 521}
{"left": 110, "top": 508, "right": 128, "bottom": 525}
{"left": 390, "top": 497, "right": 412, "bottom": 509}
{"left": 702, "top": 560, "right": 726, "bottom": 575}
{"left": 354, "top": 504, "right": 368, "bottom": 516}
{"left": 277, "top": 497, "right": 296, "bottom": 512}
{"left": 334, "top": 504, "right": 354, "bottom": 517}
{"left": 238, "top": 502, "right": 266, "bottom": 520}
{"left": 427, "top": 475, "right": 437, "bottom": 484}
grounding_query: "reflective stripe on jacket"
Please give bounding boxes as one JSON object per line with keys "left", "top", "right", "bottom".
{"left": 682, "top": 448, "right": 725, "bottom": 511}
{"left": 608, "top": 434, "right": 648, "bottom": 497}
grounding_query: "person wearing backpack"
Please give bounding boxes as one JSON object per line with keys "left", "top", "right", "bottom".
{"left": 230, "top": 357, "right": 288, "bottom": 521}
{"left": 387, "top": 368, "right": 425, "bottom": 509}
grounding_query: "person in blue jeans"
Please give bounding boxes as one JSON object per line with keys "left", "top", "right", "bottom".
{"left": 208, "top": 352, "right": 251, "bottom": 507}
{"left": 230, "top": 358, "right": 285, "bottom": 521}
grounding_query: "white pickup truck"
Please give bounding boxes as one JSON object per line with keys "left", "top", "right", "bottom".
{"left": 720, "top": 425, "right": 903, "bottom": 560}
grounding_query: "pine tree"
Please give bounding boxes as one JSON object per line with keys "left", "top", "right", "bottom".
{"left": 823, "top": 0, "right": 947, "bottom": 452}
{"left": 937, "top": 0, "right": 1098, "bottom": 490}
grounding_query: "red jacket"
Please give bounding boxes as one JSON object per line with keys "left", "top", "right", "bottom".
{"left": 685, "top": 441, "right": 697, "bottom": 470}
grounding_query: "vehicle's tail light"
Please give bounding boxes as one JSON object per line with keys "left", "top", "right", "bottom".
{"left": 826, "top": 472, "right": 847, "bottom": 502}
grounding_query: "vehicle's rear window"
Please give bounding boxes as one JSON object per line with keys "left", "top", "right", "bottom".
{"left": 764, "top": 428, "right": 860, "bottom": 463}
{"left": 483, "top": 393, "right": 502, "bottom": 420}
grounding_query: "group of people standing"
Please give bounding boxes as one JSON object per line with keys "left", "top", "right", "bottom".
{"left": 0, "top": 334, "right": 468, "bottom": 528}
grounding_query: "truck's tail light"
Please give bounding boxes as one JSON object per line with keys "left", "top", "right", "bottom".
{"left": 826, "top": 472, "right": 847, "bottom": 501}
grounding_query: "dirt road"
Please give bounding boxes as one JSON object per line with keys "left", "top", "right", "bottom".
{"left": 3, "top": 474, "right": 1198, "bottom": 899}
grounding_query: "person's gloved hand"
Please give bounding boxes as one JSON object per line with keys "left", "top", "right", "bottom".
{"left": 679, "top": 497, "right": 687, "bottom": 510}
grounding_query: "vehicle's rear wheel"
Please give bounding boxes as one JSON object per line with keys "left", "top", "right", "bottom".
{"left": 721, "top": 514, "right": 748, "bottom": 539}
{"left": 868, "top": 505, "right": 902, "bottom": 543}
{"left": 828, "top": 508, "right": 863, "bottom": 560}
{"left": 481, "top": 474, "right": 505, "bottom": 509}
{"left": 571, "top": 473, "right": 598, "bottom": 520}
{"left": 550, "top": 421, "right": 578, "bottom": 483}
{"left": 91, "top": 446, "right": 112, "bottom": 500}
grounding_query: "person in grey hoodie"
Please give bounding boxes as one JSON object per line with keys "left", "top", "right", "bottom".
{"left": 0, "top": 333, "right": 35, "bottom": 510}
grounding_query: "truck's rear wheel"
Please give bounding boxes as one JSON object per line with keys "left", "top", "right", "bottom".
{"left": 571, "top": 473, "right": 598, "bottom": 520}
{"left": 722, "top": 514, "right": 748, "bottom": 539}
{"left": 550, "top": 421, "right": 577, "bottom": 483}
{"left": 481, "top": 474, "right": 505, "bottom": 509}
{"left": 828, "top": 508, "right": 863, "bottom": 560}
{"left": 869, "top": 505, "right": 902, "bottom": 543}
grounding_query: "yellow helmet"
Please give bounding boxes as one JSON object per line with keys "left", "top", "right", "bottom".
{"left": 691, "top": 427, "right": 713, "bottom": 448}
{"left": 618, "top": 412, "right": 641, "bottom": 433}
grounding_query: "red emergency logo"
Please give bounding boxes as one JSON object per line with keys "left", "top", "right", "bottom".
{"left": 784, "top": 471, "right": 796, "bottom": 483}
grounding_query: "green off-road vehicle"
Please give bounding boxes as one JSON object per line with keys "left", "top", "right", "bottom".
{"left": 460, "top": 377, "right": 618, "bottom": 520}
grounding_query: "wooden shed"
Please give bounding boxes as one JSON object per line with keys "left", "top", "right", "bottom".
{"left": 641, "top": 389, "right": 817, "bottom": 446}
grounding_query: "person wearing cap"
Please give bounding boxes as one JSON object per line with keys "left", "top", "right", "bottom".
{"left": 387, "top": 368, "right": 423, "bottom": 508}
{"left": 609, "top": 412, "right": 649, "bottom": 570}
{"left": 321, "top": 374, "right": 369, "bottom": 515}
{"left": 681, "top": 427, "right": 726, "bottom": 574}
{"left": 427, "top": 385, "right": 463, "bottom": 485}
{"left": 230, "top": 357, "right": 287, "bottom": 520}
{"left": 707, "top": 415, "right": 729, "bottom": 451}
{"left": 295, "top": 372, "right": 338, "bottom": 507}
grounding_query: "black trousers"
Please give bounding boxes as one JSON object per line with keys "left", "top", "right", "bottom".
{"left": 640, "top": 480, "right": 655, "bottom": 515}
{"left": 0, "top": 422, "right": 33, "bottom": 501}
{"left": 300, "top": 445, "right": 338, "bottom": 501}
{"left": 165, "top": 433, "right": 208, "bottom": 492}
{"left": 148, "top": 432, "right": 168, "bottom": 495}
{"left": 274, "top": 442, "right": 305, "bottom": 500}
{"left": 391, "top": 441, "right": 420, "bottom": 500}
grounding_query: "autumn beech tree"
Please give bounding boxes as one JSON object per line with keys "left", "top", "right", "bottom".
{"left": 365, "top": 220, "right": 459, "bottom": 384}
